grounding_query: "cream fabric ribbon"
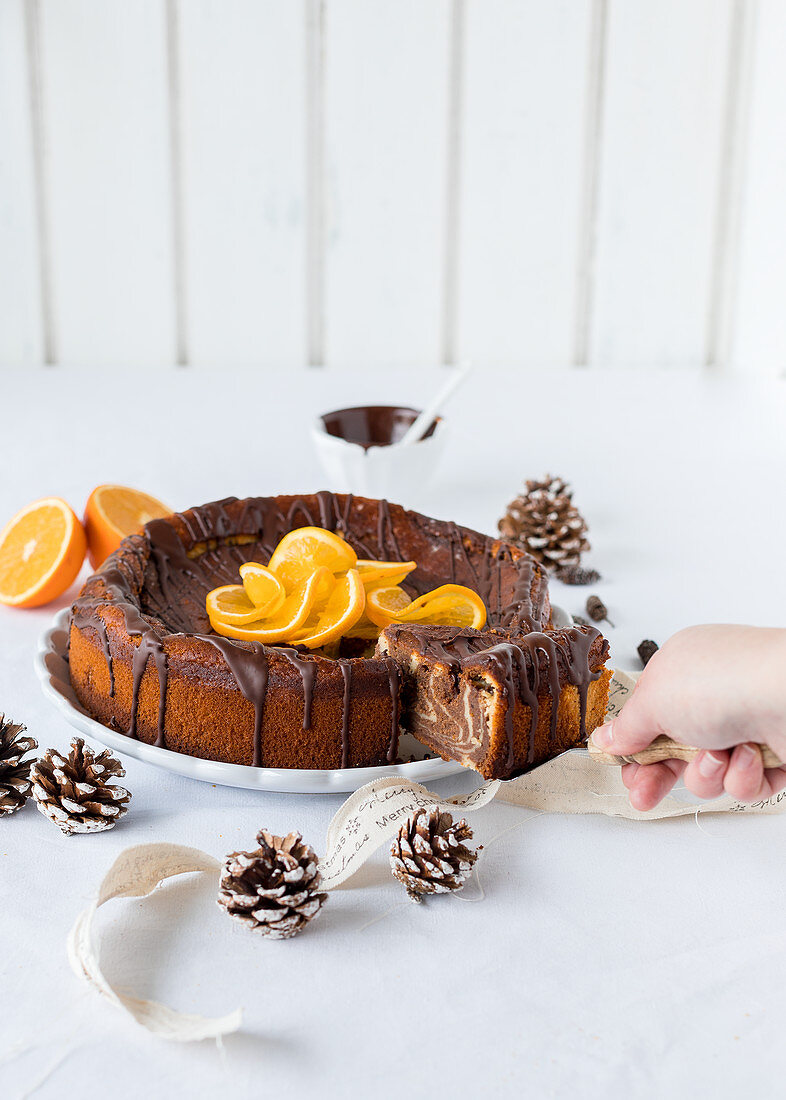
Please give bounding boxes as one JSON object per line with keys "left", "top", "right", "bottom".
{"left": 68, "top": 669, "right": 785, "bottom": 1041}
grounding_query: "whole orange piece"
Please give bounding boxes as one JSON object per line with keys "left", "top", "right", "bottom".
{"left": 84, "top": 484, "right": 172, "bottom": 569}
{"left": 0, "top": 497, "right": 87, "bottom": 608}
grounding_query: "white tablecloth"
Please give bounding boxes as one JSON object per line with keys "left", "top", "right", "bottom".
{"left": 1, "top": 367, "right": 785, "bottom": 1099}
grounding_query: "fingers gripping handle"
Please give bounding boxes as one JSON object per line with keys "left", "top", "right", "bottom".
{"left": 588, "top": 734, "right": 784, "bottom": 771}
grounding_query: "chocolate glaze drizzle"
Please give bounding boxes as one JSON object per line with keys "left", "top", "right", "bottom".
{"left": 338, "top": 658, "right": 353, "bottom": 768}
{"left": 68, "top": 492, "right": 584, "bottom": 771}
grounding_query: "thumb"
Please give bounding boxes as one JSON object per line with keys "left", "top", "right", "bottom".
{"left": 591, "top": 702, "right": 659, "bottom": 756}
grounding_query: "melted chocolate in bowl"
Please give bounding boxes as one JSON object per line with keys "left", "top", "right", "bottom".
{"left": 320, "top": 405, "right": 439, "bottom": 449}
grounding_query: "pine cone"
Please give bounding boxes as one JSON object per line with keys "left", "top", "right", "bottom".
{"left": 31, "top": 738, "right": 131, "bottom": 835}
{"left": 499, "top": 475, "right": 589, "bottom": 570}
{"left": 217, "top": 830, "right": 327, "bottom": 939}
{"left": 0, "top": 716, "right": 38, "bottom": 817}
{"left": 390, "top": 808, "right": 479, "bottom": 902}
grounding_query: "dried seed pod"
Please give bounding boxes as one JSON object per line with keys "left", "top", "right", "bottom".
{"left": 637, "top": 639, "right": 659, "bottom": 667}
{"left": 586, "top": 595, "right": 614, "bottom": 628}
{"left": 556, "top": 564, "right": 601, "bottom": 586}
{"left": 572, "top": 614, "right": 591, "bottom": 628}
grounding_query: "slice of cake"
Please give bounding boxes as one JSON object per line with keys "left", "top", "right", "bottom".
{"left": 377, "top": 622, "right": 611, "bottom": 781}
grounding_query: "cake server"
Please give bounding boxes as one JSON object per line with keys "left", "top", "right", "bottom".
{"left": 588, "top": 735, "right": 784, "bottom": 769}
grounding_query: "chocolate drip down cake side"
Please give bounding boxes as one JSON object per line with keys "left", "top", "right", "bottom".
{"left": 68, "top": 493, "right": 611, "bottom": 780}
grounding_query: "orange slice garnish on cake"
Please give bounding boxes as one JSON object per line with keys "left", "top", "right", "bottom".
{"left": 209, "top": 567, "right": 333, "bottom": 642}
{"left": 85, "top": 484, "right": 171, "bottom": 569}
{"left": 366, "top": 582, "right": 487, "bottom": 630}
{"left": 365, "top": 584, "right": 414, "bottom": 627}
{"left": 238, "top": 562, "right": 286, "bottom": 617}
{"left": 267, "top": 527, "right": 357, "bottom": 593}
{"left": 290, "top": 569, "right": 365, "bottom": 649}
{"left": 356, "top": 559, "right": 417, "bottom": 587}
{"left": 209, "top": 567, "right": 334, "bottom": 641}
{"left": 0, "top": 497, "right": 87, "bottom": 608}
{"left": 207, "top": 584, "right": 275, "bottom": 626}
{"left": 401, "top": 584, "right": 487, "bottom": 628}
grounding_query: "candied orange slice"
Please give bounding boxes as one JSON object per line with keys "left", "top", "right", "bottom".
{"left": 268, "top": 527, "right": 357, "bottom": 593}
{"left": 356, "top": 559, "right": 417, "bottom": 587}
{"left": 208, "top": 567, "right": 332, "bottom": 642}
{"left": 238, "top": 562, "right": 286, "bottom": 616}
{"left": 207, "top": 585, "right": 272, "bottom": 626}
{"left": 0, "top": 497, "right": 87, "bottom": 608}
{"left": 290, "top": 569, "right": 365, "bottom": 649}
{"left": 366, "top": 582, "right": 486, "bottom": 630}
{"left": 404, "top": 584, "right": 487, "bottom": 628}
{"left": 365, "top": 585, "right": 414, "bottom": 628}
{"left": 84, "top": 484, "right": 171, "bottom": 569}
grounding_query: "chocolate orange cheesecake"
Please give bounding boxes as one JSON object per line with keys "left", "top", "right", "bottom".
{"left": 69, "top": 492, "right": 609, "bottom": 776}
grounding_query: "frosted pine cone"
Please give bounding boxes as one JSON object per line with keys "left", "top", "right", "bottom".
{"left": 499, "top": 476, "right": 589, "bottom": 570}
{"left": 31, "top": 738, "right": 131, "bottom": 835}
{"left": 217, "top": 830, "right": 327, "bottom": 939}
{"left": 0, "top": 716, "right": 38, "bottom": 817}
{"left": 390, "top": 808, "right": 479, "bottom": 902}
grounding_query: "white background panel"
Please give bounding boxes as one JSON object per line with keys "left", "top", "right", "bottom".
{"left": 590, "top": 0, "right": 732, "bottom": 367}
{"left": 457, "top": 0, "right": 593, "bottom": 367}
{"left": 323, "top": 0, "right": 450, "bottom": 368}
{"left": 731, "top": 0, "right": 786, "bottom": 376}
{"left": 0, "top": 0, "right": 43, "bottom": 366}
{"left": 178, "top": 0, "right": 308, "bottom": 368}
{"left": 40, "top": 0, "right": 176, "bottom": 367}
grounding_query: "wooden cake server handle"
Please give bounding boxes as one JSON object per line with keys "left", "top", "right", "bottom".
{"left": 588, "top": 734, "right": 784, "bottom": 771}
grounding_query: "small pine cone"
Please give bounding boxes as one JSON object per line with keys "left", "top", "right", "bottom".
{"left": 499, "top": 476, "right": 589, "bottom": 571}
{"left": 31, "top": 738, "right": 131, "bottom": 835}
{"left": 0, "top": 716, "right": 38, "bottom": 817}
{"left": 218, "top": 830, "right": 327, "bottom": 939}
{"left": 390, "top": 808, "right": 479, "bottom": 903}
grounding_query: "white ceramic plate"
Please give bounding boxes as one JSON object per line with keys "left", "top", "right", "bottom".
{"left": 35, "top": 606, "right": 574, "bottom": 794}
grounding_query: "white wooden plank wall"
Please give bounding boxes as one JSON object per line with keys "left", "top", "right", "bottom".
{"left": 457, "top": 0, "right": 593, "bottom": 367}
{"left": 178, "top": 0, "right": 307, "bottom": 367}
{"left": 323, "top": 0, "right": 450, "bottom": 367}
{"left": 0, "top": 0, "right": 43, "bottom": 365}
{"left": 0, "top": 0, "right": 785, "bottom": 375}
{"left": 731, "top": 0, "right": 786, "bottom": 374}
{"left": 590, "top": 0, "right": 732, "bottom": 368}
{"left": 39, "top": 0, "right": 176, "bottom": 367}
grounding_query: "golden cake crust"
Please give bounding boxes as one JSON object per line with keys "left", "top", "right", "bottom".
{"left": 69, "top": 493, "right": 550, "bottom": 770}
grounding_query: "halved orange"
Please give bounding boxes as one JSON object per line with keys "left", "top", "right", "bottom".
{"left": 0, "top": 497, "right": 87, "bottom": 608}
{"left": 356, "top": 559, "right": 417, "bottom": 587}
{"left": 268, "top": 527, "right": 356, "bottom": 593}
{"left": 85, "top": 484, "right": 171, "bottom": 569}
{"left": 238, "top": 562, "right": 286, "bottom": 617}
{"left": 208, "top": 567, "right": 332, "bottom": 643}
{"left": 290, "top": 569, "right": 365, "bottom": 649}
{"left": 207, "top": 585, "right": 274, "bottom": 626}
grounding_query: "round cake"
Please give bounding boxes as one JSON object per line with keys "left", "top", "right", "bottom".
{"left": 69, "top": 492, "right": 561, "bottom": 771}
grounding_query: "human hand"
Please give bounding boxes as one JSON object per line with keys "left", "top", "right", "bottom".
{"left": 591, "top": 625, "right": 786, "bottom": 811}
